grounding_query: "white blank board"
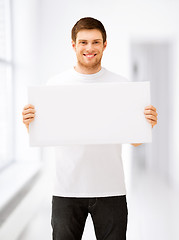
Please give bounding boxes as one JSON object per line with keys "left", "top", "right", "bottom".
{"left": 28, "top": 82, "right": 152, "bottom": 146}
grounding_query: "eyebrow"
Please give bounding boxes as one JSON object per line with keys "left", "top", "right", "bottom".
{"left": 78, "top": 39, "right": 103, "bottom": 42}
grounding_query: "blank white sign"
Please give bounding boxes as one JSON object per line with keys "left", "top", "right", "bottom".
{"left": 28, "top": 82, "right": 152, "bottom": 146}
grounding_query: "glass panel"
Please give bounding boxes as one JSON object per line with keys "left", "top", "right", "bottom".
{"left": 0, "top": 64, "right": 13, "bottom": 169}
{"left": 0, "top": 0, "right": 13, "bottom": 170}
{"left": 0, "top": 0, "right": 11, "bottom": 61}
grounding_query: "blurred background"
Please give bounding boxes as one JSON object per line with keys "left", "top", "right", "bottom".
{"left": 0, "top": 0, "right": 179, "bottom": 239}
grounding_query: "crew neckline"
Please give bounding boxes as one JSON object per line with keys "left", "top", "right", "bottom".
{"left": 72, "top": 67, "right": 105, "bottom": 80}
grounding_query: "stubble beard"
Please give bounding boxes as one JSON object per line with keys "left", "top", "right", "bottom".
{"left": 77, "top": 54, "right": 102, "bottom": 71}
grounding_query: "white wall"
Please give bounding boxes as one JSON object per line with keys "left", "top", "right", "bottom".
{"left": 12, "top": 0, "right": 42, "bottom": 163}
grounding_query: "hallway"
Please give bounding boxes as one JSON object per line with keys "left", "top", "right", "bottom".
{"left": 18, "top": 166, "right": 179, "bottom": 240}
{"left": 1, "top": 1, "right": 179, "bottom": 240}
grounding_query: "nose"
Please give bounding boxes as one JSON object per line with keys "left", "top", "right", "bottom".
{"left": 86, "top": 43, "right": 93, "bottom": 51}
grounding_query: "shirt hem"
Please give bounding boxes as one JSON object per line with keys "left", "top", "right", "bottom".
{"left": 52, "top": 191, "right": 127, "bottom": 198}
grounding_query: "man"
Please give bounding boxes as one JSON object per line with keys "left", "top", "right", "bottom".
{"left": 22, "top": 17, "right": 157, "bottom": 240}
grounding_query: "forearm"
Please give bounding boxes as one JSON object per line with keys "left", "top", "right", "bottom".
{"left": 130, "top": 143, "right": 143, "bottom": 147}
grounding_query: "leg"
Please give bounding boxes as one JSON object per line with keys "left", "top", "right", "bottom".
{"left": 89, "top": 196, "right": 128, "bottom": 240}
{"left": 51, "top": 196, "right": 88, "bottom": 240}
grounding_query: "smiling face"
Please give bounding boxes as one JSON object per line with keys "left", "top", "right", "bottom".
{"left": 72, "top": 29, "right": 107, "bottom": 74}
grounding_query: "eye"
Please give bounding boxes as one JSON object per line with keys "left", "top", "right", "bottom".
{"left": 94, "top": 41, "right": 99, "bottom": 44}
{"left": 80, "top": 41, "right": 87, "bottom": 45}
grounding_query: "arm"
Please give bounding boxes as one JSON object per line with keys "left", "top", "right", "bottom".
{"left": 130, "top": 105, "right": 158, "bottom": 147}
{"left": 22, "top": 104, "right": 36, "bottom": 132}
{"left": 131, "top": 143, "right": 143, "bottom": 147}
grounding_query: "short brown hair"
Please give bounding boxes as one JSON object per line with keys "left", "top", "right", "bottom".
{"left": 71, "top": 17, "right": 107, "bottom": 43}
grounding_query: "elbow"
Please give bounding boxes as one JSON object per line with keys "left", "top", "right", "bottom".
{"left": 131, "top": 143, "right": 143, "bottom": 147}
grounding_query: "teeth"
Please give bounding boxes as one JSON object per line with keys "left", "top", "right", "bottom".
{"left": 85, "top": 54, "right": 95, "bottom": 58}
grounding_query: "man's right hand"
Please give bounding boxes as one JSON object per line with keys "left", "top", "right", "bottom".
{"left": 22, "top": 104, "right": 36, "bottom": 132}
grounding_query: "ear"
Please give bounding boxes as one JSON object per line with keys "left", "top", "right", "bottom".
{"left": 72, "top": 40, "right": 76, "bottom": 52}
{"left": 103, "top": 41, "right": 107, "bottom": 51}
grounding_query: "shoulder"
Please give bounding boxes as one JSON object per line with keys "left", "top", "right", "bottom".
{"left": 103, "top": 68, "right": 129, "bottom": 82}
{"left": 46, "top": 68, "right": 73, "bottom": 85}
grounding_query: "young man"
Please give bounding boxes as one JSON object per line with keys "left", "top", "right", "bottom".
{"left": 22, "top": 17, "right": 158, "bottom": 240}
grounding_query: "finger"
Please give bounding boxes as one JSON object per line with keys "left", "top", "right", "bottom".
{"left": 23, "top": 113, "right": 35, "bottom": 120}
{"left": 23, "top": 118, "right": 34, "bottom": 124}
{"left": 23, "top": 104, "right": 35, "bottom": 110}
{"left": 22, "top": 108, "right": 36, "bottom": 115}
{"left": 146, "top": 118, "right": 157, "bottom": 126}
{"left": 144, "top": 109, "right": 158, "bottom": 117}
{"left": 146, "top": 116, "right": 157, "bottom": 124}
{"left": 145, "top": 105, "right": 156, "bottom": 112}
{"left": 145, "top": 114, "right": 157, "bottom": 121}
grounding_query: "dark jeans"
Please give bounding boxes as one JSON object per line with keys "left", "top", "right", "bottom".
{"left": 51, "top": 195, "right": 128, "bottom": 240}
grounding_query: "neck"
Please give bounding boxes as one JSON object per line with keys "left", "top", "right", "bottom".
{"left": 74, "top": 63, "right": 102, "bottom": 74}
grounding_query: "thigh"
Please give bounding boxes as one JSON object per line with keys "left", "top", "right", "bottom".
{"left": 90, "top": 195, "right": 128, "bottom": 240}
{"left": 51, "top": 196, "right": 88, "bottom": 240}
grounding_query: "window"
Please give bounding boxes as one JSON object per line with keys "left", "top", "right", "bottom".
{"left": 0, "top": 0, "right": 13, "bottom": 170}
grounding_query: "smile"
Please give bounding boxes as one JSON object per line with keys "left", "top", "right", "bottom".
{"left": 83, "top": 54, "right": 97, "bottom": 58}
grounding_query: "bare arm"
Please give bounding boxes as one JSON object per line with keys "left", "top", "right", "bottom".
{"left": 131, "top": 143, "right": 143, "bottom": 147}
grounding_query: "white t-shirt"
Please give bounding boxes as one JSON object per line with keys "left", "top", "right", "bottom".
{"left": 47, "top": 67, "right": 128, "bottom": 197}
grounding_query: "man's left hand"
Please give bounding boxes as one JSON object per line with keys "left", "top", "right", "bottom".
{"left": 144, "top": 105, "right": 158, "bottom": 128}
